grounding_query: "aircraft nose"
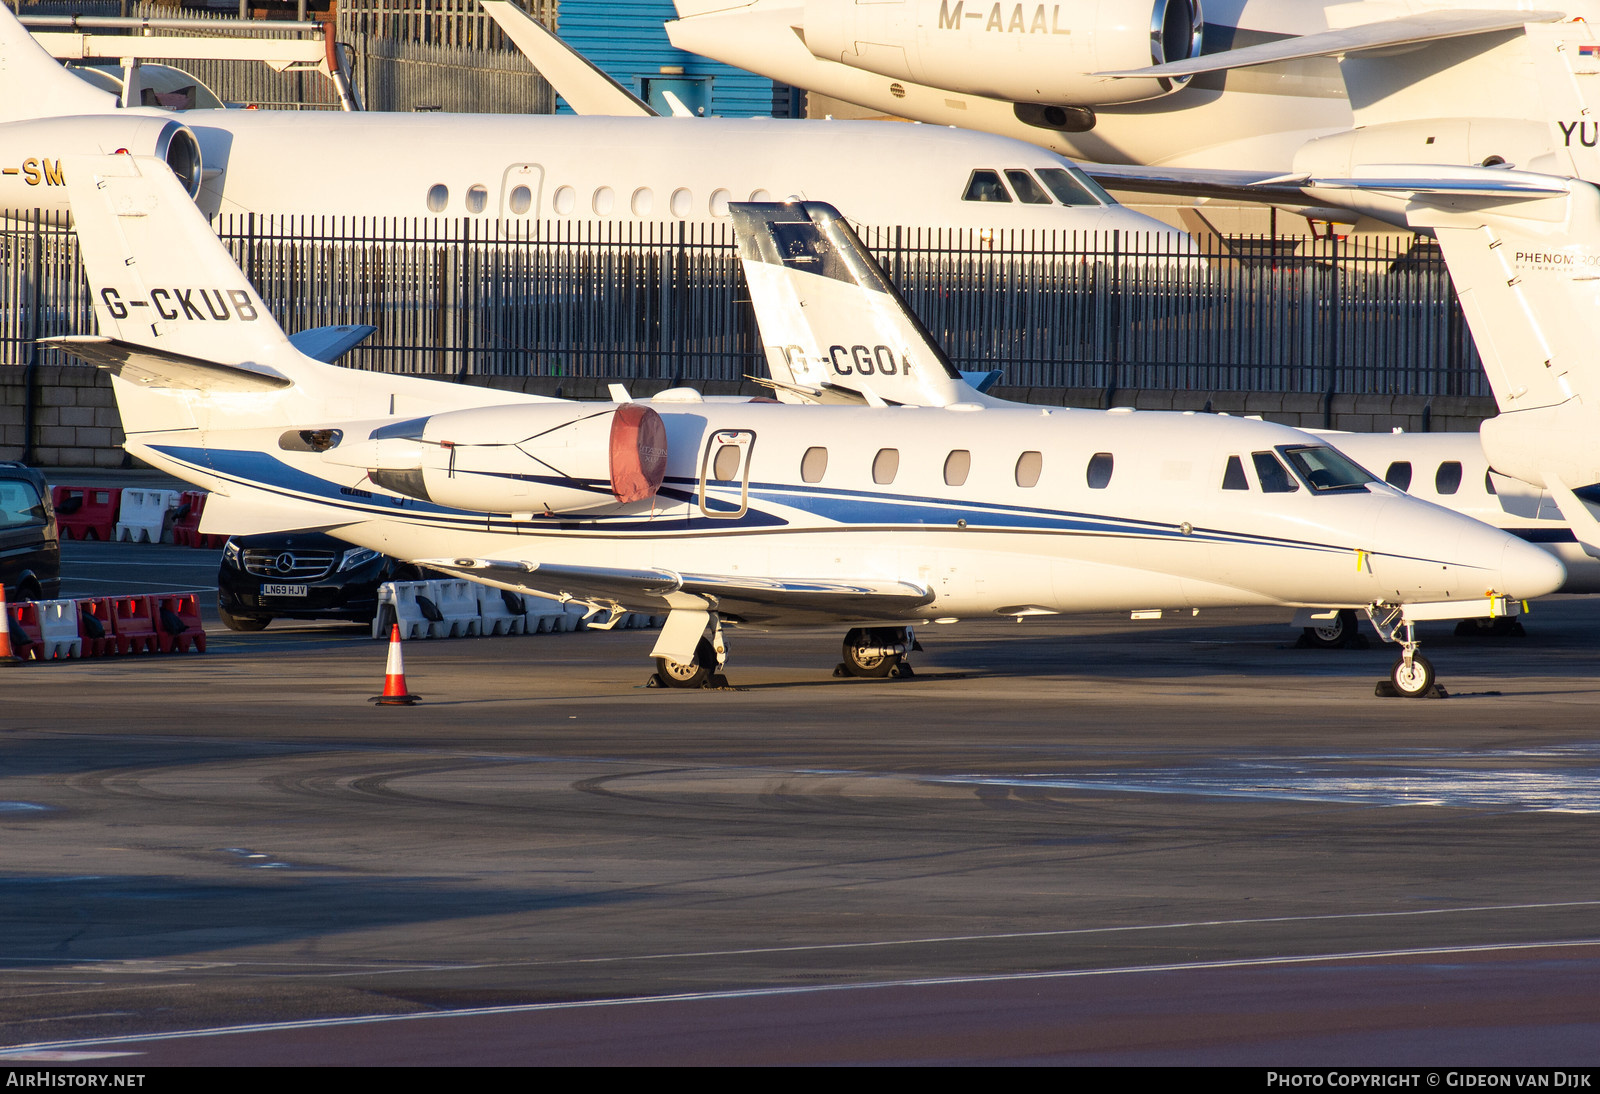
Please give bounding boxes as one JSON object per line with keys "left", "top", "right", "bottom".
{"left": 1498, "top": 537, "right": 1567, "bottom": 600}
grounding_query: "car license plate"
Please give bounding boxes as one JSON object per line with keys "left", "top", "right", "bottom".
{"left": 261, "top": 584, "right": 309, "bottom": 597}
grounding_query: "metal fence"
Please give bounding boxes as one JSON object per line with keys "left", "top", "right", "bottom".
{"left": 0, "top": 213, "right": 1484, "bottom": 398}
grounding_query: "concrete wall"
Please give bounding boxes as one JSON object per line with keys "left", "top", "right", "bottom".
{"left": 1, "top": 366, "right": 1497, "bottom": 470}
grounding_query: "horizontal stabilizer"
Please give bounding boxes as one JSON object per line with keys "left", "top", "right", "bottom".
{"left": 288, "top": 324, "right": 376, "bottom": 363}
{"left": 422, "top": 556, "right": 934, "bottom": 625}
{"left": 43, "top": 335, "right": 292, "bottom": 392}
{"left": 1098, "top": 9, "right": 1562, "bottom": 78}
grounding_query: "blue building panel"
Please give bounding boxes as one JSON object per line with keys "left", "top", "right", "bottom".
{"left": 555, "top": 0, "right": 778, "bottom": 117}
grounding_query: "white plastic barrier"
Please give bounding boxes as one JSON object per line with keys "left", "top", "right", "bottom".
{"left": 476, "top": 586, "right": 529, "bottom": 636}
{"left": 376, "top": 580, "right": 660, "bottom": 639}
{"left": 374, "top": 582, "right": 432, "bottom": 640}
{"left": 34, "top": 599, "right": 82, "bottom": 659}
{"left": 428, "top": 579, "right": 482, "bottom": 639}
{"left": 115, "top": 489, "right": 182, "bottom": 543}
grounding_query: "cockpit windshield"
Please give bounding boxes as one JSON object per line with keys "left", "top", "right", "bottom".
{"left": 1278, "top": 445, "right": 1377, "bottom": 494}
{"left": 1036, "top": 167, "right": 1110, "bottom": 207}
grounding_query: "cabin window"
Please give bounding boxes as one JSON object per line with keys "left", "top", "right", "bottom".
{"left": 508, "top": 185, "right": 532, "bottom": 215}
{"left": 1485, "top": 471, "right": 1497, "bottom": 495}
{"left": 670, "top": 188, "right": 693, "bottom": 218}
{"left": 1086, "top": 452, "right": 1114, "bottom": 490}
{"left": 1015, "top": 451, "right": 1042, "bottom": 488}
{"left": 1005, "top": 170, "right": 1052, "bottom": 205}
{"left": 944, "top": 450, "right": 970, "bottom": 487}
{"left": 873, "top": 448, "right": 900, "bottom": 485}
{"left": 962, "top": 169, "right": 1012, "bottom": 203}
{"left": 1436, "top": 461, "right": 1463, "bottom": 495}
{"left": 593, "top": 186, "right": 615, "bottom": 216}
{"left": 1221, "top": 455, "right": 1248, "bottom": 490}
{"left": 713, "top": 444, "right": 743, "bottom": 482}
{"left": 1252, "top": 451, "right": 1298, "bottom": 493}
{"left": 425, "top": 183, "right": 448, "bottom": 212}
{"left": 1036, "top": 167, "right": 1108, "bottom": 207}
{"left": 631, "top": 187, "right": 655, "bottom": 217}
{"left": 1384, "top": 461, "right": 1413, "bottom": 491}
{"left": 749, "top": 188, "right": 773, "bottom": 202}
{"left": 801, "top": 446, "right": 828, "bottom": 483}
{"left": 708, "top": 188, "right": 732, "bottom": 217}
{"left": 552, "top": 186, "right": 576, "bottom": 215}
{"left": 465, "top": 184, "right": 488, "bottom": 214}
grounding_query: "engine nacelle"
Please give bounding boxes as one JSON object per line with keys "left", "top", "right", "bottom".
{"left": 344, "top": 402, "right": 669, "bottom": 517}
{"left": 0, "top": 114, "right": 202, "bottom": 215}
{"left": 802, "top": 0, "right": 1202, "bottom": 106}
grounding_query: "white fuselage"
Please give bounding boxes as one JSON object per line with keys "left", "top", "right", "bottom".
{"left": 2, "top": 107, "right": 1183, "bottom": 238}
{"left": 118, "top": 374, "right": 1563, "bottom": 623}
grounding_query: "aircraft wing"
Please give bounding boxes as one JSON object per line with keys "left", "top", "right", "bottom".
{"left": 44, "top": 335, "right": 293, "bottom": 392}
{"left": 1085, "top": 164, "right": 1314, "bottom": 204}
{"left": 479, "top": 0, "right": 658, "bottom": 117}
{"left": 1098, "top": 9, "right": 1565, "bottom": 78}
{"left": 417, "top": 556, "right": 935, "bottom": 625}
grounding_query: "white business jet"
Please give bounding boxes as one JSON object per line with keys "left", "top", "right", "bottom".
{"left": 666, "top": 0, "right": 1600, "bottom": 226}
{"left": 46, "top": 153, "right": 1563, "bottom": 695}
{"left": 0, "top": 3, "right": 1178, "bottom": 241}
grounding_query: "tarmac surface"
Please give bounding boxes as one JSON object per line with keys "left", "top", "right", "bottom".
{"left": 2, "top": 540, "right": 1599, "bottom": 1064}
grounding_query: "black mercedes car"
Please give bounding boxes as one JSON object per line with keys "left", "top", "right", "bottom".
{"left": 216, "top": 531, "right": 422, "bottom": 631}
{"left": 0, "top": 463, "right": 60, "bottom": 602}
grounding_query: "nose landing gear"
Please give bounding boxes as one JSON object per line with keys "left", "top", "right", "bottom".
{"left": 1366, "top": 605, "right": 1446, "bottom": 699}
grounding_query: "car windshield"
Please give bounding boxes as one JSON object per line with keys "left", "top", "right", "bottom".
{"left": 1278, "top": 445, "right": 1376, "bottom": 494}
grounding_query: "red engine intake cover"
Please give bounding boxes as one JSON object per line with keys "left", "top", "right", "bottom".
{"left": 608, "top": 403, "right": 669, "bottom": 504}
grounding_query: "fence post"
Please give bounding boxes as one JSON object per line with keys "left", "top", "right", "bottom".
{"left": 21, "top": 210, "right": 41, "bottom": 464}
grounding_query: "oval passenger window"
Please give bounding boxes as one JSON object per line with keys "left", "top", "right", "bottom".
{"left": 873, "top": 448, "right": 899, "bottom": 485}
{"left": 1015, "top": 451, "right": 1042, "bottom": 488}
{"left": 801, "top": 446, "right": 828, "bottom": 483}
{"left": 1086, "top": 452, "right": 1114, "bottom": 489}
{"left": 426, "top": 183, "right": 448, "bottom": 212}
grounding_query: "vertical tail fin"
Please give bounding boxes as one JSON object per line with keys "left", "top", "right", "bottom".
{"left": 0, "top": 6, "right": 119, "bottom": 121}
{"left": 58, "top": 152, "right": 303, "bottom": 385}
{"left": 729, "top": 201, "right": 996, "bottom": 407}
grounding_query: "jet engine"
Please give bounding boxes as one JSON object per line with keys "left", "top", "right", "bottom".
{"left": 346, "top": 402, "right": 670, "bottom": 517}
{"left": 0, "top": 115, "right": 202, "bottom": 214}
{"left": 801, "top": 0, "right": 1203, "bottom": 106}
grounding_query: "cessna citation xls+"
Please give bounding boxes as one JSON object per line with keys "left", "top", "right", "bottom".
{"left": 47, "top": 155, "right": 1564, "bottom": 696}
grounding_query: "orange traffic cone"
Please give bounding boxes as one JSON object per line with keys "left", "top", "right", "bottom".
{"left": 370, "top": 623, "right": 420, "bottom": 705}
{"left": 0, "top": 585, "right": 21, "bottom": 667}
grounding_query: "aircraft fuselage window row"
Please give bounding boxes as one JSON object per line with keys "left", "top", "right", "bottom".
{"left": 424, "top": 181, "right": 779, "bottom": 219}
{"left": 791, "top": 448, "right": 1112, "bottom": 491}
{"left": 1382, "top": 460, "right": 1489, "bottom": 496}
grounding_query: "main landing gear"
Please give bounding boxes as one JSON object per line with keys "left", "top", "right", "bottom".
{"left": 1366, "top": 604, "right": 1445, "bottom": 699}
{"left": 835, "top": 626, "right": 919, "bottom": 680}
{"left": 645, "top": 612, "right": 924, "bottom": 688}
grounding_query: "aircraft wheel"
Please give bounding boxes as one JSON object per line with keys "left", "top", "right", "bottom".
{"left": 1390, "top": 654, "right": 1436, "bottom": 698}
{"left": 1303, "top": 609, "right": 1357, "bottom": 648}
{"left": 218, "top": 606, "right": 271, "bottom": 632}
{"left": 654, "top": 638, "right": 716, "bottom": 689}
{"left": 840, "top": 627, "right": 902, "bottom": 678}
